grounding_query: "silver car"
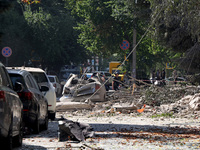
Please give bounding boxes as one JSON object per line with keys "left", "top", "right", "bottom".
{"left": 0, "top": 63, "right": 23, "bottom": 150}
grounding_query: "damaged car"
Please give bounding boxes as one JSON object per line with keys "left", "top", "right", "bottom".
{"left": 60, "top": 73, "right": 106, "bottom": 102}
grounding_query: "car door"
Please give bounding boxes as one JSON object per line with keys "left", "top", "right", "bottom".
{"left": 27, "top": 74, "right": 47, "bottom": 121}
{"left": 0, "top": 66, "right": 22, "bottom": 135}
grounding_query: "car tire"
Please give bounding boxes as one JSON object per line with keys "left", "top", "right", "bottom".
{"left": 42, "top": 112, "right": 48, "bottom": 131}
{"left": 49, "top": 112, "right": 56, "bottom": 120}
{"left": 4, "top": 119, "right": 13, "bottom": 150}
{"left": 44, "top": 115, "right": 49, "bottom": 130}
{"left": 14, "top": 121, "right": 23, "bottom": 147}
{"left": 33, "top": 115, "right": 40, "bottom": 134}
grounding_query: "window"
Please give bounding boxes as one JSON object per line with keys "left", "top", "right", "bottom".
{"left": 24, "top": 75, "right": 32, "bottom": 88}
{"left": 28, "top": 75, "right": 40, "bottom": 90}
{"left": 0, "top": 67, "right": 4, "bottom": 85}
{"left": 1, "top": 67, "right": 12, "bottom": 87}
{"left": 55, "top": 77, "right": 59, "bottom": 83}
{"left": 30, "top": 72, "right": 48, "bottom": 83}
{"left": 9, "top": 74, "right": 26, "bottom": 88}
{"left": 48, "top": 77, "right": 55, "bottom": 82}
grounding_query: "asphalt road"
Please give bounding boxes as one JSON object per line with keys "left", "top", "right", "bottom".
{"left": 13, "top": 111, "right": 200, "bottom": 150}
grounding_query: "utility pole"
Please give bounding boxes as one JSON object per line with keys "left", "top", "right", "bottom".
{"left": 132, "top": 0, "right": 137, "bottom": 79}
{"left": 132, "top": 28, "right": 137, "bottom": 79}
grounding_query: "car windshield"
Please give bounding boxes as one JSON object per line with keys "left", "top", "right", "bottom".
{"left": 30, "top": 72, "right": 48, "bottom": 83}
{"left": 48, "top": 77, "right": 55, "bottom": 82}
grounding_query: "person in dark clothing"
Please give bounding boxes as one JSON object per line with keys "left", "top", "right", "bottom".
{"left": 112, "top": 72, "right": 120, "bottom": 90}
{"left": 161, "top": 69, "right": 165, "bottom": 79}
{"left": 152, "top": 70, "right": 156, "bottom": 84}
{"left": 161, "top": 69, "right": 166, "bottom": 85}
{"left": 156, "top": 70, "right": 160, "bottom": 80}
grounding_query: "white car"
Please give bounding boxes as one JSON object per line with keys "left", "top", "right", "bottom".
{"left": 48, "top": 75, "right": 62, "bottom": 96}
{"left": 7, "top": 67, "right": 57, "bottom": 120}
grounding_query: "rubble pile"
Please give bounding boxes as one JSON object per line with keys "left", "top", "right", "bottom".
{"left": 159, "top": 92, "right": 200, "bottom": 115}
{"left": 89, "top": 85, "right": 200, "bottom": 116}
{"left": 141, "top": 85, "right": 200, "bottom": 106}
{"left": 57, "top": 74, "right": 200, "bottom": 118}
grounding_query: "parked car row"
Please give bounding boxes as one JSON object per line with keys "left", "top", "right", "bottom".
{"left": 7, "top": 67, "right": 57, "bottom": 120}
{"left": 0, "top": 62, "right": 57, "bottom": 150}
{"left": 7, "top": 69, "right": 49, "bottom": 134}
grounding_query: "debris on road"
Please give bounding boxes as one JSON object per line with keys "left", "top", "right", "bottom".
{"left": 61, "top": 73, "right": 106, "bottom": 102}
{"left": 56, "top": 101, "right": 92, "bottom": 111}
{"left": 58, "top": 116, "right": 94, "bottom": 142}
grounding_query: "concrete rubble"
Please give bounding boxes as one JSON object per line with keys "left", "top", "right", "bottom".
{"left": 56, "top": 75, "right": 200, "bottom": 118}
{"left": 160, "top": 93, "right": 200, "bottom": 113}
{"left": 58, "top": 116, "right": 94, "bottom": 142}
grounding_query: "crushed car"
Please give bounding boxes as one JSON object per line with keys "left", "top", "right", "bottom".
{"left": 60, "top": 73, "right": 106, "bottom": 102}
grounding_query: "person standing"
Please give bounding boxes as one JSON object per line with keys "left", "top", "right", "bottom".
{"left": 156, "top": 70, "right": 160, "bottom": 80}
{"left": 112, "top": 72, "right": 120, "bottom": 90}
{"left": 161, "top": 69, "right": 166, "bottom": 85}
{"left": 152, "top": 70, "right": 156, "bottom": 84}
{"left": 161, "top": 69, "right": 166, "bottom": 80}
{"left": 172, "top": 70, "right": 177, "bottom": 84}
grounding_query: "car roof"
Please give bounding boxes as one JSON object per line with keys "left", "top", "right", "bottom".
{"left": 7, "top": 68, "right": 30, "bottom": 76}
{"left": 6, "top": 67, "right": 45, "bottom": 73}
{"left": 47, "top": 75, "right": 57, "bottom": 77}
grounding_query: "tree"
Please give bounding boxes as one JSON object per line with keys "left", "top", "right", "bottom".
{"left": 0, "top": 0, "right": 15, "bottom": 42}
{"left": 0, "top": 1, "right": 33, "bottom": 66}
{"left": 149, "top": 0, "right": 200, "bottom": 74}
{"left": 22, "top": 0, "right": 89, "bottom": 71}
{"left": 65, "top": 0, "right": 171, "bottom": 78}
{"left": 0, "top": 0, "right": 89, "bottom": 72}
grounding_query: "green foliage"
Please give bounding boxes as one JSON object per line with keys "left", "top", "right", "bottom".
{"left": 0, "top": 0, "right": 89, "bottom": 72}
{"left": 149, "top": 0, "right": 200, "bottom": 74}
{"left": 1, "top": 0, "right": 191, "bottom": 78}
{"left": 0, "top": 1, "right": 33, "bottom": 66}
{"left": 65, "top": 0, "right": 170, "bottom": 78}
{"left": 23, "top": 5, "right": 51, "bottom": 28}
{"left": 151, "top": 112, "right": 174, "bottom": 118}
{"left": 64, "top": 0, "right": 132, "bottom": 56}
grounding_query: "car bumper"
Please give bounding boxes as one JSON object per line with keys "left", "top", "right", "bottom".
{"left": 44, "top": 90, "right": 56, "bottom": 113}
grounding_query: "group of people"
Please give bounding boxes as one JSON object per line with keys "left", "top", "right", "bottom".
{"left": 152, "top": 69, "right": 166, "bottom": 85}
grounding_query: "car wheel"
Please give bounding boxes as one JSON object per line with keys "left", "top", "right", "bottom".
{"left": 42, "top": 110, "right": 48, "bottom": 131}
{"left": 14, "top": 121, "right": 23, "bottom": 147}
{"left": 49, "top": 112, "right": 56, "bottom": 120}
{"left": 43, "top": 115, "right": 49, "bottom": 130}
{"left": 33, "top": 115, "right": 40, "bottom": 134}
{"left": 4, "top": 119, "right": 13, "bottom": 150}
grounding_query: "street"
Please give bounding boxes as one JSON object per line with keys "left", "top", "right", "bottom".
{"left": 14, "top": 110, "right": 200, "bottom": 150}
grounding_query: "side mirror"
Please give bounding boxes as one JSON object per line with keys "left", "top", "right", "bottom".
{"left": 14, "top": 82, "right": 24, "bottom": 92}
{"left": 40, "top": 86, "right": 49, "bottom": 92}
